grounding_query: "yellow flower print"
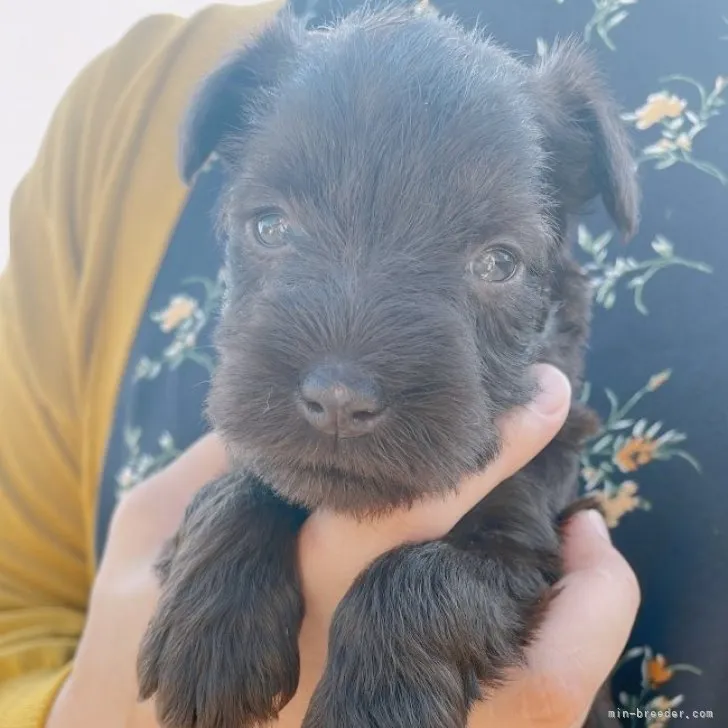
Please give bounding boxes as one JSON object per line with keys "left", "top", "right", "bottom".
{"left": 644, "top": 695, "right": 685, "bottom": 728}
{"left": 624, "top": 75, "right": 728, "bottom": 184}
{"left": 615, "top": 646, "right": 701, "bottom": 726}
{"left": 157, "top": 295, "right": 198, "bottom": 333}
{"left": 137, "top": 273, "right": 225, "bottom": 382}
{"left": 615, "top": 436, "right": 657, "bottom": 472}
{"left": 645, "top": 655, "right": 675, "bottom": 688}
{"left": 596, "top": 481, "right": 643, "bottom": 527}
{"left": 641, "top": 653, "right": 702, "bottom": 691}
{"left": 634, "top": 93, "right": 687, "bottom": 130}
{"left": 579, "top": 373, "right": 700, "bottom": 528}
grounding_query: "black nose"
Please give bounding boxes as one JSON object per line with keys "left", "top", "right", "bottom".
{"left": 298, "top": 362, "right": 386, "bottom": 438}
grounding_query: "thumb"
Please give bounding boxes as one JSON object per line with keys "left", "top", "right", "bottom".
{"left": 521, "top": 510, "right": 640, "bottom": 720}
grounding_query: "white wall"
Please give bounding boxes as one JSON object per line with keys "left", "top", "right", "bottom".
{"left": 0, "top": 1, "right": 259, "bottom": 272}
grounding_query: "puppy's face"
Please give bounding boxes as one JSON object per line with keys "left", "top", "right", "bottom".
{"left": 183, "top": 7, "right": 638, "bottom": 514}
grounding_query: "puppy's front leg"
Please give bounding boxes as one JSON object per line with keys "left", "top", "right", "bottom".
{"left": 303, "top": 475, "right": 565, "bottom": 728}
{"left": 137, "top": 472, "right": 308, "bottom": 728}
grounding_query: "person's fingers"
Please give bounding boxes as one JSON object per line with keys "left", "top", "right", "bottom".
{"left": 531, "top": 510, "right": 640, "bottom": 689}
{"left": 83, "top": 434, "right": 230, "bottom": 712}
{"left": 503, "top": 510, "right": 640, "bottom": 725}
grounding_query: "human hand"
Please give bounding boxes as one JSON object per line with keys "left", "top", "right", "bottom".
{"left": 46, "top": 433, "right": 229, "bottom": 728}
{"left": 46, "top": 364, "right": 638, "bottom": 728}
{"left": 464, "top": 508, "right": 639, "bottom": 727}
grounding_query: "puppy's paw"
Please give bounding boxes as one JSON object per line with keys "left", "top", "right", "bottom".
{"left": 138, "top": 575, "right": 302, "bottom": 728}
{"left": 303, "top": 658, "right": 475, "bottom": 728}
{"left": 137, "top": 473, "right": 307, "bottom": 728}
{"left": 301, "top": 542, "right": 504, "bottom": 728}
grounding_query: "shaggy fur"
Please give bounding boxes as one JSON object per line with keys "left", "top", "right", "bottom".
{"left": 136, "top": 5, "right": 639, "bottom": 728}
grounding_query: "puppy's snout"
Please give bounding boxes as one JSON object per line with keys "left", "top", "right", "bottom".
{"left": 297, "top": 361, "right": 386, "bottom": 438}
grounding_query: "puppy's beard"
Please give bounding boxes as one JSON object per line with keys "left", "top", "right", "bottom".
{"left": 229, "top": 429, "right": 500, "bottom": 516}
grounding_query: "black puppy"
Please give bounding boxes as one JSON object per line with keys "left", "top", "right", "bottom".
{"left": 137, "top": 5, "right": 639, "bottom": 728}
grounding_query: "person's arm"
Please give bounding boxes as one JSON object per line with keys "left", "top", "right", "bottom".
{"left": 45, "top": 368, "right": 638, "bottom": 728}
{"left": 0, "top": 51, "right": 112, "bottom": 727}
{"left": 0, "top": 14, "right": 193, "bottom": 725}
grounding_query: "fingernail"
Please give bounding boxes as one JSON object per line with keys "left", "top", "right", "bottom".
{"left": 586, "top": 509, "right": 611, "bottom": 542}
{"left": 529, "top": 364, "right": 571, "bottom": 416}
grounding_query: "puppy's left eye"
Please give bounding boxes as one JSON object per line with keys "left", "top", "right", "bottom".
{"left": 468, "top": 247, "right": 520, "bottom": 283}
{"left": 254, "top": 211, "right": 294, "bottom": 249}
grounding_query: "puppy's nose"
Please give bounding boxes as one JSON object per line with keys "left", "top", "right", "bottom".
{"left": 298, "top": 362, "right": 386, "bottom": 438}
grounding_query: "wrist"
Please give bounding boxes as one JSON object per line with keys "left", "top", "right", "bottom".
{"left": 45, "top": 662, "right": 134, "bottom": 728}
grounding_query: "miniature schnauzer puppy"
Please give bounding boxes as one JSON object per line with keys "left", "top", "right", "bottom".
{"left": 137, "top": 5, "right": 639, "bottom": 728}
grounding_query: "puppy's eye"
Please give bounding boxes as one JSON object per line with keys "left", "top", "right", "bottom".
{"left": 254, "top": 211, "right": 293, "bottom": 249}
{"left": 468, "top": 247, "right": 519, "bottom": 283}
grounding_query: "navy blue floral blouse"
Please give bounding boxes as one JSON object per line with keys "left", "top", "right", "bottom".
{"left": 95, "top": 1, "right": 728, "bottom": 725}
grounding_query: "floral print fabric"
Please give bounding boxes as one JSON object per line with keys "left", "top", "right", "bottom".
{"left": 95, "top": 1, "right": 728, "bottom": 725}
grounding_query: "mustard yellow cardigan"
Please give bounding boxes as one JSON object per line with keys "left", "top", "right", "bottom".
{"left": 0, "top": 3, "right": 284, "bottom": 725}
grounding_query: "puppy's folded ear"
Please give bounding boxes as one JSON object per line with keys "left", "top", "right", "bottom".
{"left": 180, "top": 12, "right": 305, "bottom": 183}
{"left": 534, "top": 39, "right": 640, "bottom": 239}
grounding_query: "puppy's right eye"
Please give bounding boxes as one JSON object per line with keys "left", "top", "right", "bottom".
{"left": 254, "top": 211, "right": 294, "bottom": 249}
{"left": 468, "top": 246, "right": 520, "bottom": 283}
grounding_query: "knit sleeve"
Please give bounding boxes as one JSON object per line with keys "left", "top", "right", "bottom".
{"left": 0, "top": 16, "right": 185, "bottom": 727}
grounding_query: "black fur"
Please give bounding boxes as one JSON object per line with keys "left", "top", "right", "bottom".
{"left": 138, "top": 5, "right": 638, "bottom": 727}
